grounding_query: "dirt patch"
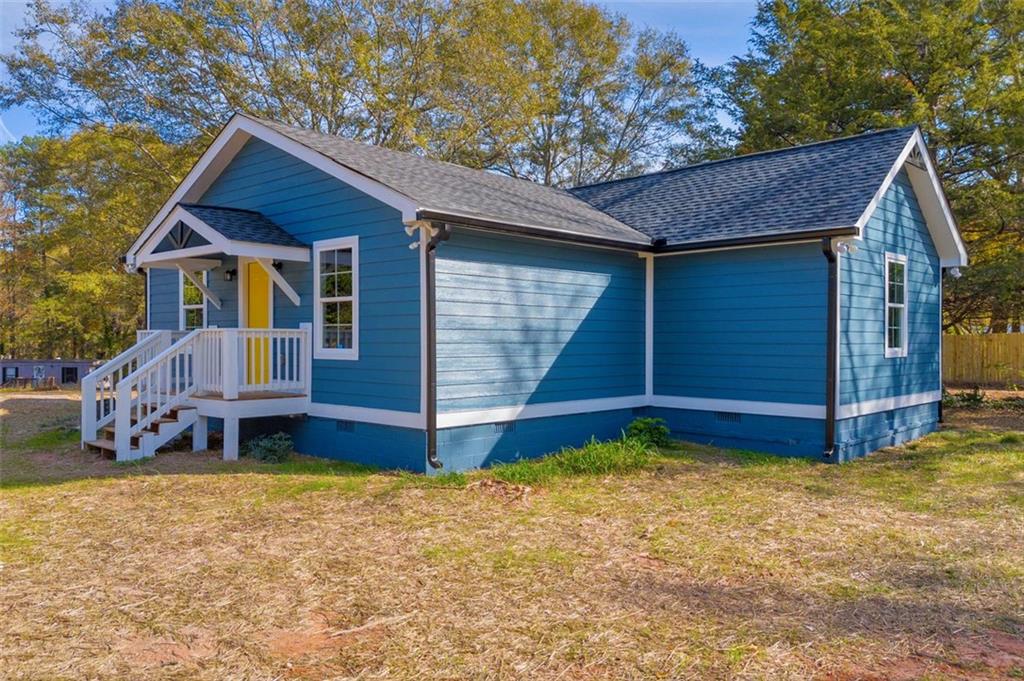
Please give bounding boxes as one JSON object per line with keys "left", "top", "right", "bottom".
{"left": 467, "top": 477, "right": 532, "bottom": 502}
{"left": 264, "top": 612, "right": 412, "bottom": 659}
{"left": 0, "top": 392, "right": 80, "bottom": 444}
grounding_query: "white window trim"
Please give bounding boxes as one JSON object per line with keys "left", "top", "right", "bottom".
{"left": 179, "top": 270, "right": 208, "bottom": 331}
{"left": 313, "top": 236, "right": 359, "bottom": 361}
{"left": 884, "top": 252, "right": 908, "bottom": 358}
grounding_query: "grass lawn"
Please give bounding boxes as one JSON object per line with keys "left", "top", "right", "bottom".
{"left": 1, "top": 392, "right": 1023, "bottom": 679}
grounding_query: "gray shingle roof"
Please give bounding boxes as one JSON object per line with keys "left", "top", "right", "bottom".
{"left": 180, "top": 203, "right": 306, "bottom": 248}
{"left": 570, "top": 127, "right": 916, "bottom": 248}
{"left": 246, "top": 115, "right": 651, "bottom": 247}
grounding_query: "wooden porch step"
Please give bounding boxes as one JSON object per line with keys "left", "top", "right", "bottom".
{"left": 101, "top": 427, "right": 143, "bottom": 447}
{"left": 84, "top": 438, "right": 132, "bottom": 460}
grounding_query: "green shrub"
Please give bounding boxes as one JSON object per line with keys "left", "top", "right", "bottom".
{"left": 492, "top": 436, "right": 653, "bottom": 486}
{"left": 625, "top": 417, "right": 671, "bottom": 447}
{"left": 244, "top": 432, "right": 293, "bottom": 463}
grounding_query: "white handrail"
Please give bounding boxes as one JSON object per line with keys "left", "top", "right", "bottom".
{"left": 115, "top": 329, "right": 204, "bottom": 456}
{"left": 80, "top": 331, "right": 171, "bottom": 445}
{"left": 111, "top": 327, "right": 310, "bottom": 459}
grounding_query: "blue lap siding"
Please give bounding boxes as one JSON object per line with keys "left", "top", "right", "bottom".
{"left": 198, "top": 138, "right": 422, "bottom": 413}
{"left": 435, "top": 230, "right": 645, "bottom": 412}
{"left": 148, "top": 269, "right": 180, "bottom": 330}
{"left": 653, "top": 243, "right": 827, "bottom": 404}
{"left": 839, "top": 170, "right": 941, "bottom": 405}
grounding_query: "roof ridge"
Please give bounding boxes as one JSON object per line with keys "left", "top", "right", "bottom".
{"left": 569, "top": 125, "right": 918, "bottom": 192}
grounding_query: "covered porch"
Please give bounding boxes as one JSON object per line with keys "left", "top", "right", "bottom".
{"left": 82, "top": 203, "right": 314, "bottom": 461}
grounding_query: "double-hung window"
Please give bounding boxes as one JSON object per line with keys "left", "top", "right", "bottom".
{"left": 313, "top": 236, "right": 359, "bottom": 360}
{"left": 180, "top": 271, "right": 206, "bottom": 331}
{"left": 884, "top": 253, "right": 908, "bottom": 358}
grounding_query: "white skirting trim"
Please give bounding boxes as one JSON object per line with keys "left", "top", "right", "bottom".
{"left": 836, "top": 390, "right": 942, "bottom": 419}
{"left": 189, "top": 396, "right": 309, "bottom": 419}
{"left": 307, "top": 402, "right": 425, "bottom": 429}
{"left": 436, "top": 395, "right": 648, "bottom": 429}
{"left": 648, "top": 395, "right": 825, "bottom": 419}
{"left": 293, "top": 390, "right": 941, "bottom": 430}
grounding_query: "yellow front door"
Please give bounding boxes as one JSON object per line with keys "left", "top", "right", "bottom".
{"left": 245, "top": 261, "right": 271, "bottom": 385}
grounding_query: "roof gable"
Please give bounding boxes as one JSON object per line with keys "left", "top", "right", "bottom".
{"left": 570, "top": 127, "right": 966, "bottom": 264}
{"left": 571, "top": 127, "right": 913, "bottom": 247}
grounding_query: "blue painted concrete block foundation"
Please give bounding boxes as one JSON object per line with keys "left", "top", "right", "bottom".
{"left": 646, "top": 406, "right": 828, "bottom": 460}
{"left": 836, "top": 402, "right": 939, "bottom": 462}
{"left": 287, "top": 416, "right": 426, "bottom": 471}
{"left": 437, "top": 408, "right": 637, "bottom": 472}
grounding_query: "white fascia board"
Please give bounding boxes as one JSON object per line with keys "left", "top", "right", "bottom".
{"left": 127, "top": 114, "right": 420, "bottom": 263}
{"left": 145, "top": 257, "right": 223, "bottom": 270}
{"left": 855, "top": 129, "right": 967, "bottom": 267}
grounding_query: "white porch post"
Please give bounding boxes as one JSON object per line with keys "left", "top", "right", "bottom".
{"left": 192, "top": 415, "right": 208, "bottom": 451}
{"left": 223, "top": 416, "right": 239, "bottom": 461}
{"left": 300, "top": 322, "right": 312, "bottom": 401}
{"left": 222, "top": 329, "right": 239, "bottom": 400}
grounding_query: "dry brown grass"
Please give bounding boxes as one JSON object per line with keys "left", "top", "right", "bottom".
{"left": 1, "top": 397, "right": 1022, "bottom": 680}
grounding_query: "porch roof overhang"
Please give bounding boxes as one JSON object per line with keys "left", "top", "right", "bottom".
{"left": 128, "top": 203, "right": 310, "bottom": 270}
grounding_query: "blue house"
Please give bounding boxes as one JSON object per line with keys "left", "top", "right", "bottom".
{"left": 80, "top": 114, "right": 967, "bottom": 470}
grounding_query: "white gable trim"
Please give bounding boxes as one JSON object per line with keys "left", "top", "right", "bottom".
{"left": 854, "top": 129, "right": 967, "bottom": 267}
{"left": 126, "top": 114, "right": 420, "bottom": 266}
{"left": 135, "top": 205, "right": 310, "bottom": 267}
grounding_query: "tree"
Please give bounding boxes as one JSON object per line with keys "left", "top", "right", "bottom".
{"left": 717, "top": 0, "right": 1024, "bottom": 331}
{"left": 1, "top": 0, "right": 713, "bottom": 185}
{"left": 0, "top": 125, "right": 186, "bottom": 358}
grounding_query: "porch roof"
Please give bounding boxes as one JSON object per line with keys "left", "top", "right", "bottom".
{"left": 133, "top": 203, "right": 310, "bottom": 269}
{"left": 177, "top": 204, "right": 305, "bottom": 248}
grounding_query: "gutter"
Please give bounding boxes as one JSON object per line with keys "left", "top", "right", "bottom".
{"left": 424, "top": 222, "right": 451, "bottom": 469}
{"left": 821, "top": 238, "right": 838, "bottom": 459}
{"left": 417, "top": 209, "right": 859, "bottom": 255}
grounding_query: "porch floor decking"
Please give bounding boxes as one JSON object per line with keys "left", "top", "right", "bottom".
{"left": 192, "top": 390, "right": 306, "bottom": 401}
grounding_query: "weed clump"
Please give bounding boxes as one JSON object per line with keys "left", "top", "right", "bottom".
{"left": 491, "top": 436, "right": 653, "bottom": 486}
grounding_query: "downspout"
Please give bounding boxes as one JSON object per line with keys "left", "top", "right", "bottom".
{"left": 821, "top": 238, "right": 838, "bottom": 459}
{"left": 425, "top": 222, "right": 451, "bottom": 469}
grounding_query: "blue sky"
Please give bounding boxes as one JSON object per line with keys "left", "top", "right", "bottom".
{"left": 0, "top": 0, "right": 758, "bottom": 143}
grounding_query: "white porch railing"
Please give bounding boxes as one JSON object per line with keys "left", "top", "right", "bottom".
{"left": 105, "top": 327, "right": 310, "bottom": 459}
{"left": 136, "top": 329, "right": 189, "bottom": 344}
{"left": 80, "top": 330, "right": 173, "bottom": 445}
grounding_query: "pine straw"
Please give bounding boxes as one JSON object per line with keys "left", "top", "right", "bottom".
{"left": 1, "top": 413, "right": 1022, "bottom": 679}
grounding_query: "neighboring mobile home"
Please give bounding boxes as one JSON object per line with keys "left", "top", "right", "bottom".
{"left": 3, "top": 358, "right": 98, "bottom": 387}
{"left": 81, "top": 114, "right": 967, "bottom": 470}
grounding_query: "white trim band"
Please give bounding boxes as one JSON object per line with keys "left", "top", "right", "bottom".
{"left": 836, "top": 390, "right": 942, "bottom": 419}
{"left": 436, "top": 395, "right": 648, "bottom": 429}
{"left": 649, "top": 395, "right": 825, "bottom": 419}
{"left": 308, "top": 402, "right": 425, "bottom": 429}
{"left": 302, "top": 390, "right": 942, "bottom": 430}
